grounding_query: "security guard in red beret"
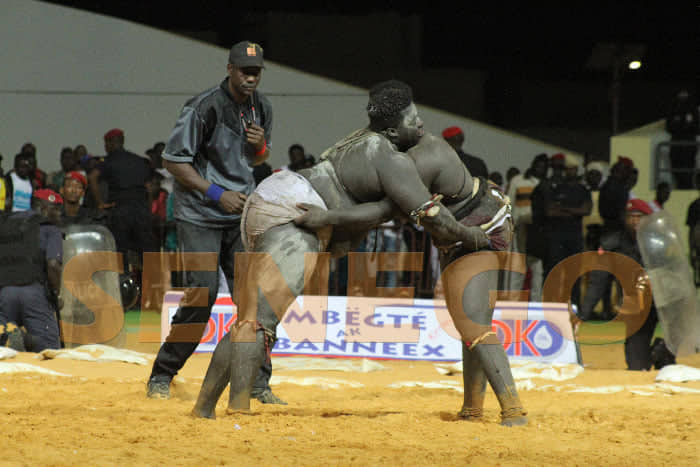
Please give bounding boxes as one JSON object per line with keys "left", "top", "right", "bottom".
{"left": 88, "top": 129, "right": 157, "bottom": 275}
{"left": 579, "top": 198, "right": 675, "bottom": 370}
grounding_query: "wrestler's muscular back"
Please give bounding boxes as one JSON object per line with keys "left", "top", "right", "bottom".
{"left": 299, "top": 134, "right": 392, "bottom": 255}
{"left": 406, "top": 134, "right": 475, "bottom": 211}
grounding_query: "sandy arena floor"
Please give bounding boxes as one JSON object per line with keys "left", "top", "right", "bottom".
{"left": 1, "top": 338, "right": 699, "bottom": 466}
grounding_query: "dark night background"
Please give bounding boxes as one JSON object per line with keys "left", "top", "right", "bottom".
{"left": 46, "top": 1, "right": 698, "bottom": 160}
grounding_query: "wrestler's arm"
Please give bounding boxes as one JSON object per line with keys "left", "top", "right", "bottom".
{"left": 294, "top": 198, "right": 396, "bottom": 231}
{"left": 377, "top": 151, "right": 489, "bottom": 250}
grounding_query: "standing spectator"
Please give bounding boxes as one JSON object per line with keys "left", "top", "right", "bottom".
{"left": 164, "top": 191, "right": 178, "bottom": 252}
{"left": 149, "top": 142, "right": 174, "bottom": 194}
{"left": 79, "top": 154, "right": 107, "bottom": 211}
{"left": 530, "top": 153, "right": 566, "bottom": 268}
{"left": 627, "top": 167, "right": 639, "bottom": 199}
{"left": 0, "top": 189, "right": 64, "bottom": 352}
{"left": 599, "top": 157, "right": 634, "bottom": 235}
{"left": 47, "top": 147, "right": 80, "bottom": 191}
{"left": 582, "top": 161, "right": 607, "bottom": 250}
{"left": 489, "top": 171, "right": 504, "bottom": 189}
{"left": 649, "top": 181, "right": 671, "bottom": 212}
{"left": 504, "top": 166, "right": 520, "bottom": 193}
{"left": 5, "top": 153, "right": 34, "bottom": 212}
{"left": 0, "top": 153, "right": 6, "bottom": 211}
{"left": 441, "top": 126, "right": 489, "bottom": 178}
{"left": 88, "top": 128, "right": 157, "bottom": 276}
{"left": 665, "top": 89, "right": 699, "bottom": 189}
{"left": 146, "top": 41, "right": 281, "bottom": 405}
{"left": 146, "top": 172, "right": 168, "bottom": 248}
{"left": 150, "top": 142, "right": 166, "bottom": 169}
{"left": 685, "top": 173, "right": 700, "bottom": 275}
{"left": 507, "top": 153, "right": 548, "bottom": 300}
{"left": 537, "top": 155, "right": 591, "bottom": 306}
{"left": 595, "top": 157, "right": 634, "bottom": 319}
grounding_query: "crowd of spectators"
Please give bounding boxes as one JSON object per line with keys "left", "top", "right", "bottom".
{"left": 0, "top": 126, "right": 688, "bottom": 303}
{"left": 0, "top": 118, "right": 694, "bottom": 362}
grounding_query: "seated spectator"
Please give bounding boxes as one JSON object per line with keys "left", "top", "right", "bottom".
{"left": 0, "top": 189, "right": 64, "bottom": 352}
{"left": 5, "top": 153, "right": 34, "bottom": 212}
{"left": 74, "top": 144, "right": 88, "bottom": 162}
{"left": 20, "top": 143, "right": 47, "bottom": 190}
{"left": 59, "top": 171, "right": 103, "bottom": 226}
{"left": 47, "top": 147, "right": 80, "bottom": 191}
{"left": 280, "top": 144, "right": 306, "bottom": 172}
{"left": 304, "top": 154, "right": 316, "bottom": 169}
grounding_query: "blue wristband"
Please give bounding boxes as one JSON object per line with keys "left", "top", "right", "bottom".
{"left": 205, "top": 184, "right": 225, "bottom": 202}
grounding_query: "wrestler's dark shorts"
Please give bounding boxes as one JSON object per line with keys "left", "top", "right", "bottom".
{"left": 439, "top": 177, "right": 513, "bottom": 265}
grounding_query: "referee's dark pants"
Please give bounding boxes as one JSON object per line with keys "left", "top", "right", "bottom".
{"left": 149, "top": 220, "right": 273, "bottom": 393}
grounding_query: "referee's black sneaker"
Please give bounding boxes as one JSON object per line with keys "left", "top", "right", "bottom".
{"left": 146, "top": 376, "right": 171, "bottom": 399}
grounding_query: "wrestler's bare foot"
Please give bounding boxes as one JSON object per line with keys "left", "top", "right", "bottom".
{"left": 190, "top": 407, "right": 216, "bottom": 420}
{"left": 500, "top": 408, "right": 528, "bottom": 427}
{"left": 225, "top": 407, "right": 251, "bottom": 416}
{"left": 457, "top": 407, "right": 483, "bottom": 421}
{"left": 252, "top": 389, "right": 288, "bottom": 405}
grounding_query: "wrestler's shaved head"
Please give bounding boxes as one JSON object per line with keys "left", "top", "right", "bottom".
{"left": 367, "top": 80, "right": 413, "bottom": 130}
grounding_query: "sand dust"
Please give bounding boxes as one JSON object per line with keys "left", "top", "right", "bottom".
{"left": 1, "top": 340, "right": 699, "bottom": 466}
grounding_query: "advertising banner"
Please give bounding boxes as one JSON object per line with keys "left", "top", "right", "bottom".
{"left": 161, "top": 293, "right": 579, "bottom": 364}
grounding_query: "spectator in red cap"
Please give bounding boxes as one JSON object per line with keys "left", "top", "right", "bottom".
{"left": 579, "top": 197, "right": 674, "bottom": 370}
{"left": 0, "top": 187, "right": 63, "bottom": 351}
{"left": 59, "top": 171, "right": 102, "bottom": 226}
{"left": 441, "top": 125, "right": 489, "bottom": 179}
{"left": 88, "top": 127, "right": 156, "bottom": 283}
